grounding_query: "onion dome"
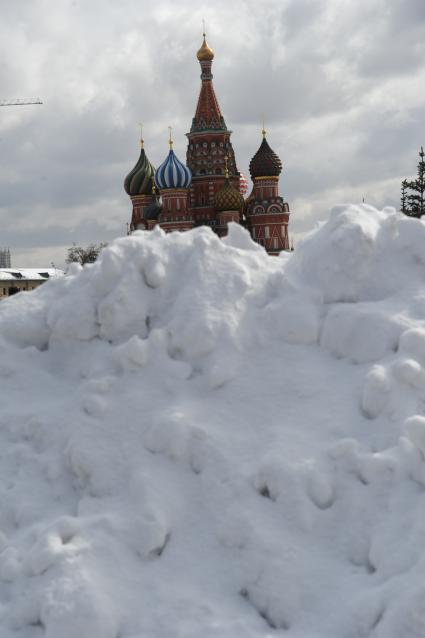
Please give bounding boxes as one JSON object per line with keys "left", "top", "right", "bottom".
{"left": 197, "top": 34, "right": 214, "bottom": 61}
{"left": 249, "top": 131, "right": 282, "bottom": 179}
{"left": 124, "top": 139, "right": 155, "bottom": 196}
{"left": 214, "top": 179, "right": 244, "bottom": 212}
{"left": 144, "top": 199, "right": 162, "bottom": 221}
{"left": 215, "top": 156, "right": 244, "bottom": 212}
{"left": 155, "top": 137, "right": 192, "bottom": 190}
{"left": 239, "top": 172, "right": 249, "bottom": 196}
{"left": 214, "top": 160, "right": 245, "bottom": 212}
{"left": 144, "top": 182, "right": 161, "bottom": 220}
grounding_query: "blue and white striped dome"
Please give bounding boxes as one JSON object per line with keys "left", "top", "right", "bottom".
{"left": 155, "top": 149, "right": 192, "bottom": 190}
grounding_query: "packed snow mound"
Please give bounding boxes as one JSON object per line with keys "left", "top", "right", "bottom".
{"left": 1, "top": 206, "right": 425, "bottom": 637}
{"left": 289, "top": 203, "right": 425, "bottom": 302}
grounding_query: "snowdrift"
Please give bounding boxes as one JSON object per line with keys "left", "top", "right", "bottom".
{"left": 1, "top": 205, "right": 425, "bottom": 637}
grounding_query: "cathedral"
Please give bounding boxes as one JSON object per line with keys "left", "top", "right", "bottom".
{"left": 124, "top": 34, "right": 291, "bottom": 255}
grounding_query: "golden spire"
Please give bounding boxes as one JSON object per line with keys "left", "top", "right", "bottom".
{"left": 168, "top": 125, "right": 173, "bottom": 149}
{"left": 262, "top": 114, "right": 267, "bottom": 138}
{"left": 197, "top": 22, "right": 214, "bottom": 61}
{"left": 139, "top": 122, "right": 144, "bottom": 148}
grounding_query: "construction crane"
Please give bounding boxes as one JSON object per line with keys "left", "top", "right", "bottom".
{"left": 0, "top": 98, "right": 43, "bottom": 107}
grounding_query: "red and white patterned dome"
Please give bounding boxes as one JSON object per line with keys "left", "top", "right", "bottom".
{"left": 239, "top": 172, "right": 249, "bottom": 196}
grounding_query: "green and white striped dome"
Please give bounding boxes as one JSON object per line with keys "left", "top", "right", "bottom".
{"left": 124, "top": 145, "right": 155, "bottom": 196}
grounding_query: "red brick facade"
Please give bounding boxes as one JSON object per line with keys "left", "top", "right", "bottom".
{"left": 125, "top": 36, "right": 291, "bottom": 254}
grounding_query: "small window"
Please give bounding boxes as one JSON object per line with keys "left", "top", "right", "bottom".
{"left": 274, "top": 237, "right": 278, "bottom": 249}
{"left": 265, "top": 226, "right": 270, "bottom": 239}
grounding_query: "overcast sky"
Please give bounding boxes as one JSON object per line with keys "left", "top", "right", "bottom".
{"left": 1, "top": 0, "right": 424, "bottom": 266}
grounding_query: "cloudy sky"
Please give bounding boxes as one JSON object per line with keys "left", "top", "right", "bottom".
{"left": 1, "top": 0, "right": 424, "bottom": 266}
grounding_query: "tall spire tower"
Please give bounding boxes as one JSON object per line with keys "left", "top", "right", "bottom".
{"left": 124, "top": 127, "right": 156, "bottom": 231}
{"left": 186, "top": 30, "right": 240, "bottom": 226}
{"left": 245, "top": 128, "right": 290, "bottom": 254}
{"left": 123, "top": 33, "right": 292, "bottom": 251}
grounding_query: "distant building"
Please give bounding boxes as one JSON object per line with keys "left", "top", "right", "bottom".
{"left": 0, "top": 248, "right": 11, "bottom": 268}
{"left": 0, "top": 268, "right": 63, "bottom": 299}
{"left": 124, "top": 34, "right": 291, "bottom": 255}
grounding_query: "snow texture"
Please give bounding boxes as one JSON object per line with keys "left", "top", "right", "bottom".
{"left": 1, "top": 205, "right": 425, "bottom": 637}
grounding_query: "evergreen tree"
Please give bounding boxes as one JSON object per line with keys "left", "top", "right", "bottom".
{"left": 400, "top": 179, "right": 408, "bottom": 214}
{"left": 401, "top": 147, "right": 425, "bottom": 218}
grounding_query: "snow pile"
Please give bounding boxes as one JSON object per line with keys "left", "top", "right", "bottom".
{"left": 1, "top": 205, "right": 425, "bottom": 637}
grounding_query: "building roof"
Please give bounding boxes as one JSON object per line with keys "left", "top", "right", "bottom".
{"left": 155, "top": 149, "right": 192, "bottom": 190}
{"left": 190, "top": 36, "right": 226, "bottom": 133}
{"left": 197, "top": 34, "right": 214, "bottom": 61}
{"left": 124, "top": 145, "right": 156, "bottom": 197}
{"left": 214, "top": 177, "right": 244, "bottom": 212}
{"left": 0, "top": 268, "right": 64, "bottom": 281}
{"left": 249, "top": 135, "right": 282, "bottom": 179}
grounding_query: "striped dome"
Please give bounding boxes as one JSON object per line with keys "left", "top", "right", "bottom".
{"left": 155, "top": 149, "right": 192, "bottom": 190}
{"left": 239, "top": 172, "right": 249, "bottom": 196}
{"left": 124, "top": 147, "right": 155, "bottom": 196}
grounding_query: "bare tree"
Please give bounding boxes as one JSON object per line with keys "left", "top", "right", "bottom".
{"left": 66, "top": 242, "right": 107, "bottom": 265}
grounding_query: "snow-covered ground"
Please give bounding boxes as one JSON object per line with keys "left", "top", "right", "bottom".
{"left": 1, "top": 204, "right": 425, "bottom": 637}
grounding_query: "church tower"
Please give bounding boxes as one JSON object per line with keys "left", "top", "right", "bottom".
{"left": 155, "top": 131, "right": 193, "bottom": 232}
{"left": 214, "top": 156, "right": 244, "bottom": 236}
{"left": 186, "top": 32, "right": 240, "bottom": 227}
{"left": 124, "top": 33, "right": 292, "bottom": 252}
{"left": 245, "top": 129, "right": 290, "bottom": 254}
{"left": 124, "top": 132, "right": 156, "bottom": 231}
